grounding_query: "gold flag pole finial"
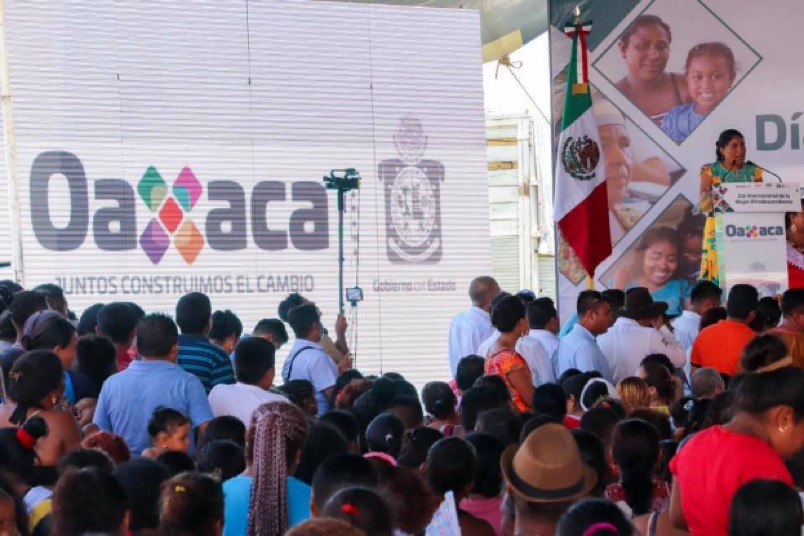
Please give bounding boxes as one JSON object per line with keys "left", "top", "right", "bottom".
{"left": 573, "top": 5, "right": 581, "bottom": 24}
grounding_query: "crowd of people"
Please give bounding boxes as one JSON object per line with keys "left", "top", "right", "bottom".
{"left": 0, "top": 277, "right": 800, "bottom": 536}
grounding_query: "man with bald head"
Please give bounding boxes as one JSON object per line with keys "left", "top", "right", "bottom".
{"left": 447, "top": 276, "right": 500, "bottom": 376}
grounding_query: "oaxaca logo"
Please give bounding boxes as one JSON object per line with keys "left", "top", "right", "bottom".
{"left": 30, "top": 151, "right": 329, "bottom": 264}
{"left": 138, "top": 166, "right": 204, "bottom": 264}
{"left": 725, "top": 223, "right": 784, "bottom": 239}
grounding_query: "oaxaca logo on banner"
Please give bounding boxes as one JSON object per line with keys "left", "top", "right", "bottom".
{"left": 29, "top": 151, "right": 330, "bottom": 265}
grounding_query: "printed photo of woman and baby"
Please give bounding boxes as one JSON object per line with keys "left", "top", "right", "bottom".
{"left": 594, "top": 3, "right": 760, "bottom": 143}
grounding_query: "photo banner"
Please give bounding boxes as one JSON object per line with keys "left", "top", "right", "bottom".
{"left": 549, "top": 0, "right": 804, "bottom": 320}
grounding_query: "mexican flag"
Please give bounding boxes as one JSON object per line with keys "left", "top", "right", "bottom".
{"left": 554, "top": 24, "right": 611, "bottom": 277}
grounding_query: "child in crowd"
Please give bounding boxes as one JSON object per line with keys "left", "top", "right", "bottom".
{"left": 662, "top": 42, "right": 736, "bottom": 143}
{"left": 422, "top": 381, "right": 460, "bottom": 435}
{"left": 142, "top": 407, "right": 191, "bottom": 458}
{"left": 729, "top": 479, "right": 802, "bottom": 536}
{"left": 159, "top": 472, "right": 224, "bottom": 536}
{"left": 320, "top": 487, "right": 393, "bottom": 536}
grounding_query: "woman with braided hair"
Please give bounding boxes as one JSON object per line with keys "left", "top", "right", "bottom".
{"left": 222, "top": 401, "right": 310, "bottom": 536}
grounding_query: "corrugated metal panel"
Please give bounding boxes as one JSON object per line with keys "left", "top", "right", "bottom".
{"left": 0, "top": 0, "right": 489, "bottom": 389}
{"left": 491, "top": 236, "right": 519, "bottom": 291}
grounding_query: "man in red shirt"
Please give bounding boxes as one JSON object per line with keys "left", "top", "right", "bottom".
{"left": 691, "top": 284, "right": 758, "bottom": 377}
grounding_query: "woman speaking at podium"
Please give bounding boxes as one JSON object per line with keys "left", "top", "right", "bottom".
{"left": 698, "top": 129, "right": 762, "bottom": 285}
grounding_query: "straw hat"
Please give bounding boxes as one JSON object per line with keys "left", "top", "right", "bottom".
{"left": 500, "top": 423, "right": 597, "bottom": 503}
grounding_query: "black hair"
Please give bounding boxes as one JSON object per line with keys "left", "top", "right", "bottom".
{"left": 580, "top": 407, "right": 622, "bottom": 446}
{"left": 464, "top": 433, "right": 505, "bottom": 498}
{"left": 455, "top": 355, "right": 485, "bottom": 391}
{"left": 147, "top": 407, "right": 190, "bottom": 439}
{"left": 7, "top": 350, "right": 63, "bottom": 425}
{"left": 677, "top": 208, "right": 707, "bottom": 239}
{"left": 700, "top": 306, "right": 728, "bottom": 330}
{"left": 0, "top": 310, "right": 15, "bottom": 341}
{"left": 311, "top": 453, "right": 379, "bottom": 511}
{"left": 296, "top": 421, "right": 350, "bottom": 485}
{"left": 670, "top": 396, "right": 693, "bottom": 428}
{"left": 0, "top": 415, "right": 48, "bottom": 482}
{"left": 336, "top": 370, "right": 365, "bottom": 394}
{"left": 113, "top": 457, "right": 171, "bottom": 532}
{"left": 781, "top": 288, "right": 804, "bottom": 317}
{"left": 581, "top": 381, "right": 611, "bottom": 411}
{"left": 0, "top": 474, "right": 30, "bottom": 536}
{"left": 0, "top": 281, "right": 21, "bottom": 314}
{"left": 601, "top": 289, "right": 625, "bottom": 312}
{"left": 321, "top": 486, "right": 393, "bottom": 536}
{"left": 74, "top": 334, "right": 117, "bottom": 392}
{"left": 490, "top": 295, "right": 526, "bottom": 333}
{"left": 690, "top": 280, "right": 723, "bottom": 305}
{"left": 734, "top": 366, "right": 804, "bottom": 418}
{"left": 388, "top": 395, "right": 424, "bottom": 430}
{"left": 571, "top": 429, "right": 609, "bottom": 497}
{"left": 175, "top": 292, "right": 212, "bottom": 334}
{"left": 528, "top": 298, "right": 557, "bottom": 330}
{"left": 252, "top": 318, "right": 289, "bottom": 345}
{"left": 741, "top": 334, "right": 788, "bottom": 373}
{"left": 159, "top": 472, "right": 224, "bottom": 536}
{"left": 705, "top": 391, "right": 736, "bottom": 428}
{"left": 473, "top": 374, "right": 510, "bottom": 402}
{"left": 726, "top": 284, "right": 759, "bottom": 320}
{"left": 97, "top": 302, "right": 143, "bottom": 344}
{"left": 751, "top": 296, "right": 783, "bottom": 332}
{"left": 611, "top": 419, "right": 659, "bottom": 516}
{"left": 520, "top": 414, "right": 562, "bottom": 442}
{"left": 556, "top": 497, "right": 633, "bottom": 536}
{"left": 287, "top": 303, "right": 321, "bottom": 339}
{"left": 136, "top": 313, "right": 179, "bottom": 358}
{"left": 424, "top": 437, "right": 477, "bottom": 497}
{"left": 57, "top": 447, "right": 114, "bottom": 475}
{"left": 421, "top": 381, "right": 457, "bottom": 421}
{"left": 277, "top": 293, "right": 306, "bottom": 323}
{"left": 640, "top": 362, "right": 675, "bottom": 404}
{"left": 199, "top": 415, "right": 246, "bottom": 448}
{"left": 475, "top": 408, "right": 522, "bottom": 447}
{"left": 716, "top": 128, "right": 744, "bottom": 162}
{"left": 51, "top": 467, "right": 129, "bottom": 536}
{"left": 619, "top": 14, "right": 671, "bottom": 46}
{"left": 396, "top": 427, "right": 444, "bottom": 469}
{"left": 20, "top": 312, "right": 75, "bottom": 352}
{"left": 729, "top": 479, "right": 803, "bottom": 536}
{"left": 459, "top": 385, "right": 510, "bottom": 431}
{"left": 532, "top": 383, "right": 568, "bottom": 421}
{"left": 319, "top": 410, "right": 361, "bottom": 452}
{"left": 577, "top": 290, "right": 607, "bottom": 316}
{"left": 234, "top": 337, "right": 276, "bottom": 385}
{"left": 208, "top": 309, "right": 243, "bottom": 341}
{"left": 33, "top": 283, "right": 67, "bottom": 315}
{"left": 8, "top": 291, "right": 47, "bottom": 329}
{"left": 196, "top": 439, "right": 246, "bottom": 482}
{"left": 76, "top": 302, "right": 104, "bottom": 336}
{"left": 365, "top": 413, "right": 405, "bottom": 458}
{"left": 155, "top": 451, "right": 197, "bottom": 476}
{"left": 560, "top": 368, "right": 584, "bottom": 388}
{"left": 281, "top": 379, "right": 316, "bottom": 408}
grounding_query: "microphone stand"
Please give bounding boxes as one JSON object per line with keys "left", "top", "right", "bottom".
{"left": 746, "top": 161, "right": 783, "bottom": 183}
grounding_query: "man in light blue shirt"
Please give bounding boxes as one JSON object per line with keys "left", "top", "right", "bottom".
{"left": 93, "top": 313, "right": 214, "bottom": 455}
{"left": 555, "top": 290, "right": 615, "bottom": 382}
{"left": 281, "top": 304, "right": 338, "bottom": 416}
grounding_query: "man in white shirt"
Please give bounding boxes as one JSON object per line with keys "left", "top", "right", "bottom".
{"left": 281, "top": 304, "right": 338, "bottom": 416}
{"left": 209, "top": 337, "right": 287, "bottom": 426}
{"left": 597, "top": 287, "right": 687, "bottom": 384}
{"left": 555, "top": 291, "right": 615, "bottom": 382}
{"left": 527, "top": 298, "right": 560, "bottom": 361}
{"left": 672, "top": 281, "right": 723, "bottom": 352}
{"left": 447, "top": 276, "right": 500, "bottom": 376}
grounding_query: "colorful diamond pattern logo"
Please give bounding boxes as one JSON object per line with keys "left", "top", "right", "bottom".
{"left": 138, "top": 167, "right": 205, "bottom": 264}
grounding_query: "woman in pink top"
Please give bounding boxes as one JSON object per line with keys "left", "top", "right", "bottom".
{"left": 459, "top": 433, "right": 507, "bottom": 536}
{"left": 669, "top": 367, "right": 804, "bottom": 536}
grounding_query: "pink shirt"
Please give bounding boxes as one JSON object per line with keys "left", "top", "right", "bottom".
{"left": 459, "top": 496, "right": 503, "bottom": 536}
{"left": 670, "top": 426, "right": 792, "bottom": 536}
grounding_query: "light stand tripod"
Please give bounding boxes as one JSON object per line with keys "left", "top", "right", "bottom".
{"left": 323, "top": 169, "right": 362, "bottom": 314}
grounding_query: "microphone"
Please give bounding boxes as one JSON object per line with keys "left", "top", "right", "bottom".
{"left": 746, "top": 161, "right": 783, "bottom": 183}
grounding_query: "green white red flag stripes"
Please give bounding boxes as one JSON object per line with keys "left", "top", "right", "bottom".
{"left": 553, "top": 23, "right": 611, "bottom": 277}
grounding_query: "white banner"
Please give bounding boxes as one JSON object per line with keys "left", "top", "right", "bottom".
{"left": 718, "top": 182, "right": 800, "bottom": 213}
{"left": 722, "top": 212, "right": 788, "bottom": 296}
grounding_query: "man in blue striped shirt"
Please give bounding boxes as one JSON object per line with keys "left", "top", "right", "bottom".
{"left": 175, "top": 292, "right": 235, "bottom": 393}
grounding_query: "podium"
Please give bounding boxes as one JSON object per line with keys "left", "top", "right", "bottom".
{"left": 712, "top": 182, "right": 800, "bottom": 294}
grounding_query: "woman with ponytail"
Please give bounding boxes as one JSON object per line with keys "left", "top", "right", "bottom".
{"left": 606, "top": 419, "right": 668, "bottom": 518}
{"left": 320, "top": 487, "right": 393, "bottom": 536}
{"left": 222, "top": 401, "right": 310, "bottom": 536}
{"left": 422, "top": 381, "right": 459, "bottom": 436}
{"left": 0, "top": 350, "right": 80, "bottom": 473}
{"left": 0, "top": 415, "right": 50, "bottom": 533}
{"left": 557, "top": 498, "right": 633, "bottom": 536}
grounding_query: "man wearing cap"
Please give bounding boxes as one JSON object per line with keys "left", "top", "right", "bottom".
{"left": 597, "top": 287, "right": 686, "bottom": 384}
{"left": 501, "top": 423, "right": 598, "bottom": 535}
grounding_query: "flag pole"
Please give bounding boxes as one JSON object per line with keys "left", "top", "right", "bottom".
{"left": 586, "top": 275, "right": 594, "bottom": 290}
